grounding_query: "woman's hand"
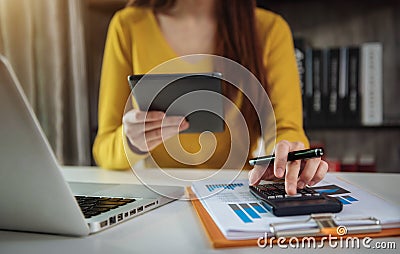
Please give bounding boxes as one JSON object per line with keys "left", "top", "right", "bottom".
{"left": 122, "top": 109, "right": 189, "bottom": 153}
{"left": 248, "top": 140, "right": 328, "bottom": 195}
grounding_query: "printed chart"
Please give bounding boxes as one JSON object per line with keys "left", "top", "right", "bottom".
{"left": 206, "top": 183, "right": 244, "bottom": 192}
{"left": 312, "top": 184, "right": 359, "bottom": 205}
{"left": 228, "top": 202, "right": 268, "bottom": 223}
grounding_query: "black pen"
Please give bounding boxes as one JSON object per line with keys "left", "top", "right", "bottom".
{"left": 248, "top": 148, "right": 324, "bottom": 166}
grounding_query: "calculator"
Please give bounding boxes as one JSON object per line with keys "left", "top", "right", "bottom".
{"left": 249, "top": 182, "right": 343, "bottom": 217}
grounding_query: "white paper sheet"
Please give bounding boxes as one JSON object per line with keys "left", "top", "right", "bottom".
{"left": 191, "top": 174, "right": 400, "bottom": 240}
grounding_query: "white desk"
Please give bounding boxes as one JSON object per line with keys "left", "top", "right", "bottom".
{"left": 0, "top": 167, "right": 399, "bottom": 254}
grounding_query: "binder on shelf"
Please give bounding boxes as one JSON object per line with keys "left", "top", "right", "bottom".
{"left": 321, "top": 48, "right": 330, "bottom": 127}
{"left": 296, "top": 42, "right": 384, "bottom": 128}
{"left": 310, "top": 49, "right": 324, "bottom": 127}
{"left": 345, "top": 47, "right": 361, "bottom": 127}
{"left": 360, "top": 42, "right": 383, "bottom": 126}
{"left": 338, "top": 47, "right": 348, "bottom": 127}
{"left": 326, "top": 48, "right": 341, "bottom": 126}
{"left": 304, "top": 47, "right": 314, "bottom": 129}
{"left": 294, "top": 38, "right": 308, "bottom": 127}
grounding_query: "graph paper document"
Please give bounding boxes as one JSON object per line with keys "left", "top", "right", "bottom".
{"left": 191, "top": 174, "right": 400, "bottom": 240}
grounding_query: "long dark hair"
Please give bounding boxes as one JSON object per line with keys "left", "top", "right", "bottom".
{"left": 127, "top": 0, "right": 267, "bottom": 151}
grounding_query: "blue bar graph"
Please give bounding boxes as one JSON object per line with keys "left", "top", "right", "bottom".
{"left": 249, "top": 203, "right": 268, "bottom": 214}
{"left": 337, "top": 196, "right": 351, "bottom": 205}
{"left": 206, "top": 183, "right": 244, "bottom": 192}
{"left": 229, "top": 202, "right": 269, "bottom": 223}
{"left": 315, "top": 188, "right": 340, "bottom": 194}
{"left": 239, "top": 204, "right": 261, "bottom": 219}
{"left": 229, "top": 204, "right": 252, "bottom": 223}
{"left": 342, "top": 195, "right": 358, "bottom": 202}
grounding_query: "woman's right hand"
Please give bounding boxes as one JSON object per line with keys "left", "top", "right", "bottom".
{"left": 122, "top": 109, "right": 190, "bottom": 153}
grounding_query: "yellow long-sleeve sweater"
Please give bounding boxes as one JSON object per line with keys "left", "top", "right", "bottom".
{"left": 93, "top": 7, "right": 309, "bottom": 170}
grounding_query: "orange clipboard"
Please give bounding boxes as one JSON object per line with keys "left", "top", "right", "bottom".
{"left": 187, "top": 187, "right": 400, "bottom": 248}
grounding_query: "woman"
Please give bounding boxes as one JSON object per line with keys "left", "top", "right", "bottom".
{"left": 92, "top": 0, "right": 328, "bottom": 195}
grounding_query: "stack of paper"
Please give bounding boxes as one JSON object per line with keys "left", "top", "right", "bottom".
{"left": 191, "top": 175, "right": 400, "bottom": 240}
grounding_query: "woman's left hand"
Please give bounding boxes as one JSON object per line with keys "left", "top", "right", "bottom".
{"left": 248, "top": 140, "right": 328, "bottom": 195}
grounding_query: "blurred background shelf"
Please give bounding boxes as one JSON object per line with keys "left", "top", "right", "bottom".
{"left": 258, "top": 0, "right": 400, "bottom": 172}
{"left": 83, "top": 0, "right": 400, "bottom": 172}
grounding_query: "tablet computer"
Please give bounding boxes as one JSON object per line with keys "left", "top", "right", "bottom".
{"left": 128, "top": 72, "right": 224, "bottom": 133}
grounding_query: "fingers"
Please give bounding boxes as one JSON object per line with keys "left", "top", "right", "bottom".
{"left": 249, "top": 140, "right": 329, "bottom": 197}
{"left": 139, "top": 122, "right": 189, "bottom": 151}
{"left": 123, "top": 109, "right": 190, "bottom": 152}
{"left": 248, "top": 165, "right": 268, "bottom": 186}
{"left": 127, "top": 123, "right": 189, "bottom": 152}
{"left": 284, "top": 144, "right": 304, "bottom": 195}
{"left": 123, "top": 110, "right": 165, "bottom": 123}
{"left": 249, "top": 165, "right": 276, "bottom": 186}
{"left": 308, "top": 160, "right": 328, "bottom": 186}
{"left": 123, "top": 110, "right": 187, "bottom": 130}
{"left": 273, "top": 141, "right": 291, "bottom": 178}
{"left": 297, "top": 158, "right": 320, "bottom": 188}
{"left": 145, "top": 121, "right": 189, "bottom": 142}
{"left": 141, "top": 116, "right": 188, "bottom": 132}
{"left": 133, "top": 120, "right": 189, "bottom": 151}
{"left": 274, "top": 141, "right": 305, "bottom": 195}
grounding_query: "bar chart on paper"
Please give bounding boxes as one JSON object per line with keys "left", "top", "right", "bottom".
{"left": 206, "top": 183, "right": 244, "bottom": 192}
{"left": 311, "top": 184, "right": 359, "bottom": 205}
{"left": 193, "top": 180, "right": 271, "bottom": 224}
{"left": 191, "top": 176, "right": 400, "bottom": 241}
{"left": 228, "top": 202, "right": 268, "bottom": 223}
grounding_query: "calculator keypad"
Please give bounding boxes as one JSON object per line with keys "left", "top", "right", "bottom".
{"left": 252, "top": 183, "right": 320, "bottom": 200}
{"left": 249, "top": 182, "right": 343, "bottom": 216}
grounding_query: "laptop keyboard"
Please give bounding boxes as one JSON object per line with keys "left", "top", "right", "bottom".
{"left": 75, "top": 196, "right": 136, "bottom": 218}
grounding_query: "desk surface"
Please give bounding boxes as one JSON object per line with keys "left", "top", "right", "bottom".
{"left": 1, "top": 166, "right": 399, "bottom": 254}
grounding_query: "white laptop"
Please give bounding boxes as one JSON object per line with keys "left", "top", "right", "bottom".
{"left": 0, "top": 55, "right": 184, "bottom": 236}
